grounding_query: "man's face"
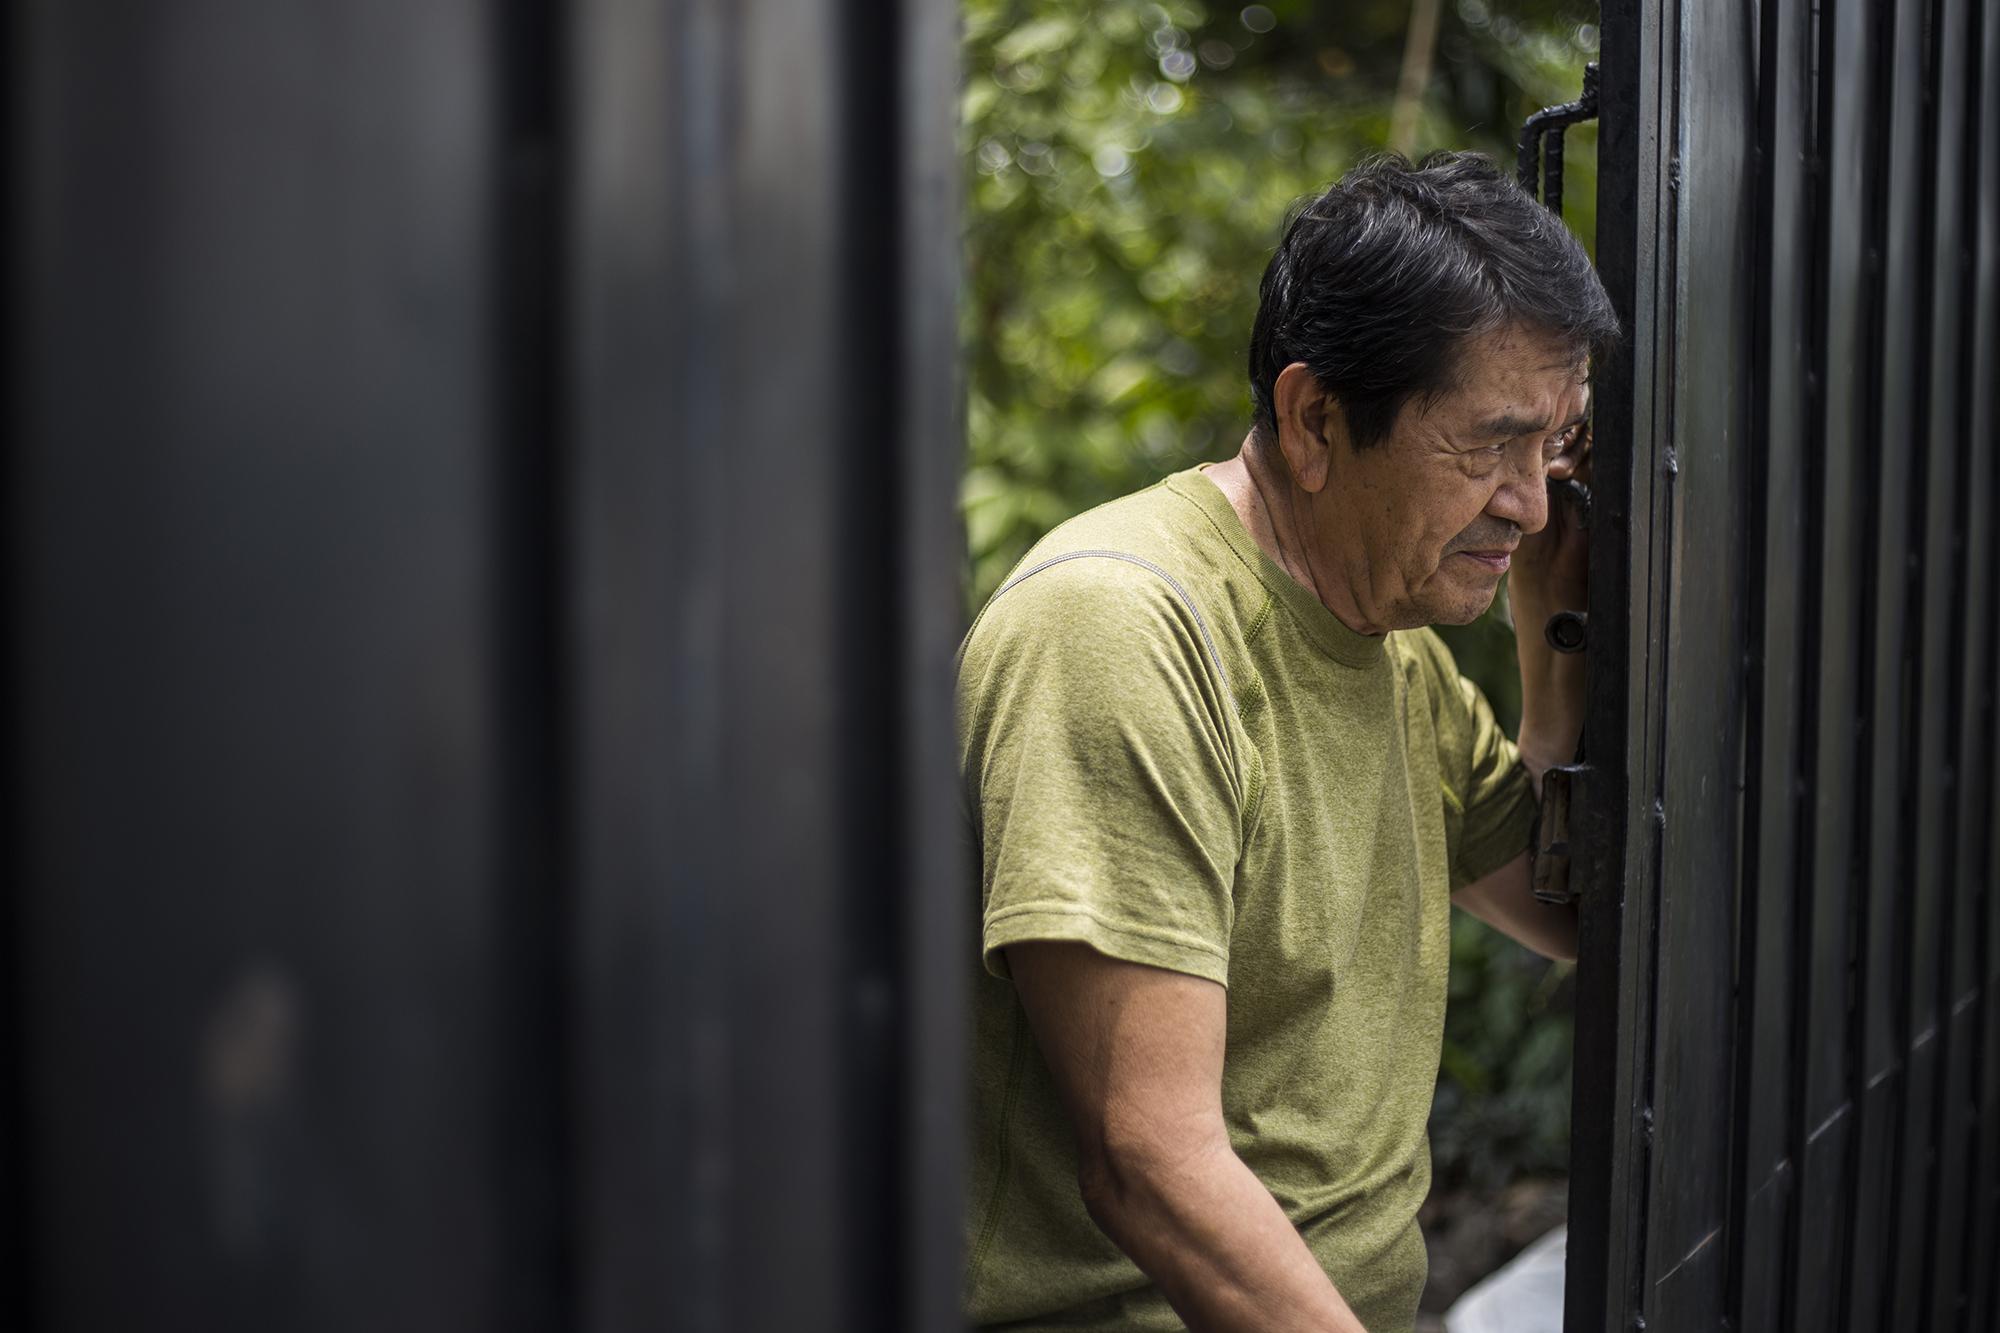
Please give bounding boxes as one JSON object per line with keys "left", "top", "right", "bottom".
{"left": 1314, "top": 325, "right": 1590, "bottom": 631}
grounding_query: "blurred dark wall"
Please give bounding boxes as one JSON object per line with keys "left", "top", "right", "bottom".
{"left": 4, "top": 2, "right": 963, "bottom": 1330}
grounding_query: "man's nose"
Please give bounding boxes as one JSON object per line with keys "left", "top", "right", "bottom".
{"left": 1488, "top": 463, "right": 1550, "bottom": 535}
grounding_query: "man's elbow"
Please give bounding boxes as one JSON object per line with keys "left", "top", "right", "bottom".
{"left": 1548, "top": 905, "right": 1579, "bottom": 964}
{"left": 1527, "top": 915, "right": 1578, "bottom": 965}
{"left": 1075, "top": 1113, "right": 1229, "bottom": 1238}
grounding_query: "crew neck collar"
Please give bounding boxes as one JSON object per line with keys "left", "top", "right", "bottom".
{"left": 1172, "top": 466, "right": 1388, "bottom": 669}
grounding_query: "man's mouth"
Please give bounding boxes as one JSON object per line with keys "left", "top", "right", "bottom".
{"left": 1453, "top": 548, "right": 1515, "bottom": 573}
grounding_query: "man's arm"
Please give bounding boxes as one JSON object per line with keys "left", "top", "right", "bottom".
{"left": 1473, "top": 433, "right": 1590, "bottom": 965}
{"left": 1509, "top": 478, "right": 1589, "bottom": 795}
{"left": 1006, "top": 942, "right": 1371, "bottom": 1333}
{"left": 1451, "top": 851, "right": 1577, "bottom": 963}
{"left": 1451, "top": 702, "right": 1580, "bottom": 965}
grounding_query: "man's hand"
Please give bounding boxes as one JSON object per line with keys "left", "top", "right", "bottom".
{"left": 1006, "top": 942, "right": 1371, "bottom": 1333}
{"left": 1511, "top": 427, "right": 1592, "bottom": 615}
{"left": 1508, "top": 429, "right": 1592, "bottom": 791}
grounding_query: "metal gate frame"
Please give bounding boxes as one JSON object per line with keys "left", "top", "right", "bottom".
{"left": 1571, "top": 0, "right": 2000, "bottom": 1327}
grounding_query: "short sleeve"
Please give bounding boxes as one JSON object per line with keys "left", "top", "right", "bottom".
{"left": 1449, "top": 675, "right": 1538, "bottom": 887}
{"left": 1408, "top": 631, "right": 1538, "bottom": 889}
{"left": 957, "top": 555, "right": 1248, "bottom": 987}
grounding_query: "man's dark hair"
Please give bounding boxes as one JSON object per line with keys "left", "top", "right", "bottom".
{"left": 1247, "top": 150, "right": 1620, "bottom": 450}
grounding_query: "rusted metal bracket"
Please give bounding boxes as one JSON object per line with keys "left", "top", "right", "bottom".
{"left": 1531, "top": 763, "right": 1585, "bottom": 905}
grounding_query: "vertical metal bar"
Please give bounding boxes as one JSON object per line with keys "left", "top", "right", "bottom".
{"left": 719, "top": 0, "right": 849, "bottom": 1317}
{"left": 1840, "top": 0, "right": 1920, "bottom": 1320}
{"left": 894, "top": 0, "right": 970, "bottom": 1325}
{"left": 1640, "top": 0, "right": 1754, "bottom": 1321}
{"left": 574, "top": 0, "right": 855, "bottom": 1320}
{"left": 491, "top": 1, "right": 574, "bottom": 1326}
{"left": 1960, "top": 3, "right": 2000, "bottom": 1326}
{"left": 569, "top": 0, "right": 962, "bottom": 1327}
{"left": 1728, "top": 0, "right": 1815, "bottom": 1324}
{"left": 831, "top": 0, "right": 967, "bottom": 1321}
{"left": 1780, "top": 0, "right": 1878, "bottom": 1322}
{"left": 11, "top": 2, "right": 543, "bottom": 1326}
{"left": 568, "top": 0, "right": 720, "bottom": 1325}
{"left": 835, "top": 0, "right": 908, "bottom": 1313}
{"left": 1921, "top": 0, "right": 1990, "bottom": 1319}
{"left": 1, "top": 0, "right": 33, "bottom": 1318}
{"left": 1566, "top": 1, "right": 1668, "bottom": 1327}
{"left": 1885, "top": 0, "right": 1969, "bottom": 1320}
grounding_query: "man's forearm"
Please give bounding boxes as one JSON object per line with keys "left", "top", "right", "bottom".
{"left": 1513, "top": 599, "right": 1587, "bottom": 798}
{"left": 1082, "top": 1136, "right": 1369, "bottom": 1333}
{"left": 1507, "top": 602, "right": 1584, "bottom": 956}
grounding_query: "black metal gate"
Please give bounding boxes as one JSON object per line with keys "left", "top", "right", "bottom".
{"left": 13, "top": 1, "right": 2000, "bottom": 1330}
{"left": 1570, "top": 0, "right": 2000, "bottom": 1327}
{"left": 4, "top": 2, "right": 963, "bottom": 1329}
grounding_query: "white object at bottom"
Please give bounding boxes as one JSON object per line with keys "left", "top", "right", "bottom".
{"left": 1443, "top": 1225, "right": 1566, "bottom": 1333}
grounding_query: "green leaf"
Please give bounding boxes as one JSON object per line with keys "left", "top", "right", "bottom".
{"left": 992, "top": 15, "right": 1077, "bottom": 65}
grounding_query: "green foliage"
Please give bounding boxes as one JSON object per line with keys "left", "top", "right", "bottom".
{"left": 1433, "top": 910, "right": 1576, "bottom": 1189}
{"left": 962, "top": 0, "right": 1600, "bottom": 606}
{"left": 963, "top": 0, "right": 1599, "bottom": 1191}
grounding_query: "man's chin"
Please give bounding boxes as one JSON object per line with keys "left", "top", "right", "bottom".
{"left": 1419, "top": 577, "right": 1502, "bottom": 626}
{"left": 1416, "top": 593, "right": 1499, "bottom": 629}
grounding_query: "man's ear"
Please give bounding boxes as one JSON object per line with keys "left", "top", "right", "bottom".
{"left": 1272, "top": 362, "right": 1342, "bottom": 494}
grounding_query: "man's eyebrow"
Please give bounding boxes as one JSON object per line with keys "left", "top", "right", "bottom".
{"left": 1475, "top": 407, "right": 1590, "bottom": 437}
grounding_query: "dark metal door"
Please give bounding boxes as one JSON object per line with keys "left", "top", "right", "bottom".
{"left": 1570, "top": 0, "right": 2000, "bottom": 1327}
{"left": 4, "top": 2, "right": 963, "bottom": 1330}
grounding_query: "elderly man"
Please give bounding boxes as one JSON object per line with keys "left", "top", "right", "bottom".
{"left": 957, "top": 151, "right": 1620, "bottom": 1333}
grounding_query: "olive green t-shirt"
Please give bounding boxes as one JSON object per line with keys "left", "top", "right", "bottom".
{"left": 958, "top": 467, "right": 1537, "bottom": 1332}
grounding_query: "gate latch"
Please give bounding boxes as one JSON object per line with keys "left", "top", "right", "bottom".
{"left": 1531, "top": 763, "right": 1585, "bottom": 906}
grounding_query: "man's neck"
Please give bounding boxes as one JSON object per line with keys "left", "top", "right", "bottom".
{"left": 1203, "top": 439, "right": 1379, "bottom": 635}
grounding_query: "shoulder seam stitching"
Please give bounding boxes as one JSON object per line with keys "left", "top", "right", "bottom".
{"left": 988, "top": 548, "right": 1236, "bottom": 702}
